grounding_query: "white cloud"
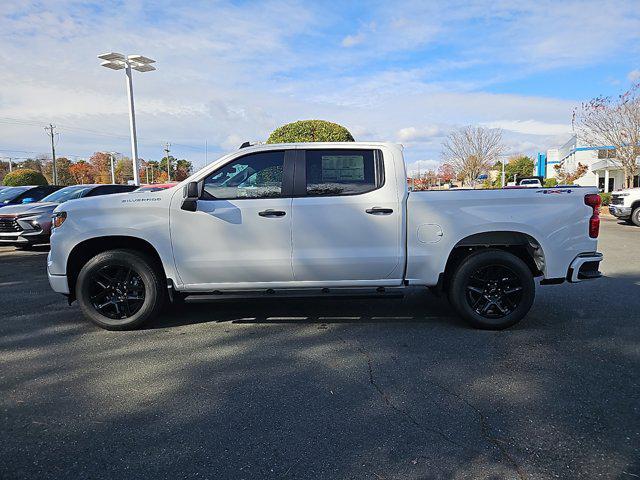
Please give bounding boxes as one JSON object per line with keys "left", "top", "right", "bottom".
{"left": 341, "top": 33, "right": 365, "bottom": 47}
{"left": 482, "top": 120, "right": 571, "bottom": 136}
{"left": 629, "top": 70, "right": 640, "bottom": 83}
{"left": 0, "top": 0, "right": 634, "bottom": 173}
{"left": 396, "top": 125, "right": 443, "bottom": 142}
{"left": 406, "top": 159, "right": 441, "bottom": 176}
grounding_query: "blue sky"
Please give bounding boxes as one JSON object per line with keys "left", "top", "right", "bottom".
{"left": 1, "top": 0, "right": 639, "bottom": 174}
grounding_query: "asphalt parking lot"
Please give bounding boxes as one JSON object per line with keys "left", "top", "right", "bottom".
{"left": 1, "top": 216, "right": 639, "bottom": 480}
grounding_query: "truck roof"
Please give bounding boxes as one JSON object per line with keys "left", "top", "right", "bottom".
{"left": 236, "top": 141, "right": 403, "bottom": 152}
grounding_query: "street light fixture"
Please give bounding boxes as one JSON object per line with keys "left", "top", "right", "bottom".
{"left": 98, "top": 52, "right": 156, "bottom": 185}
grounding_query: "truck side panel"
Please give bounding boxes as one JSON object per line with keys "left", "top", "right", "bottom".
{"left": 405, "top": 188, "right": 598, "bottom": 285}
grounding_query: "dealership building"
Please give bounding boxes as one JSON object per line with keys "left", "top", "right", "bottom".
{"left": 535, "top": 134, "right": 639, "bottom": 192}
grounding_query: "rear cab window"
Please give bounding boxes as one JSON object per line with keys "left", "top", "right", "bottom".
{"left": 304, "top": 149, "right": 384, "bottom": 196}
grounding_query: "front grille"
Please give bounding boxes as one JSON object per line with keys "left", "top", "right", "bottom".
{"left": 0, "top": 218, "right": 22, "bottom": 233}
{"left": 611, "top": 196, "right": 624, "bottom": 205}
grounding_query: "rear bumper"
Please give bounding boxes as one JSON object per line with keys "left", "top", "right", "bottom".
{"left": 609, "top": 205, "right": 631, "bottom": 219}
{"left": 567, "top": 252, "right": 603, "bottom": 283}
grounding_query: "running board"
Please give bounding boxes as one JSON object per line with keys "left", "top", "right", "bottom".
{"left": 183, "top": 286, "right": 405, "bottom": 302}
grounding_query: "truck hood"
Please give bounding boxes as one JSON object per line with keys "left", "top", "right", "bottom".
{"left": 614, "top": 188, "right": 640, "bottom": 195}
{"left": 0, "top": 202, "right": 58, "bottom": 217}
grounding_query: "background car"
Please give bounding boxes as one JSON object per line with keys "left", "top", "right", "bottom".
{"left": 134, "top": 182, "right": 178, "bottom": 192}
{"left": 0, "top": 185, "right": 61, "bottom": 208}
{"left": 0, "top": 184, "right": 137, "bottom": 248}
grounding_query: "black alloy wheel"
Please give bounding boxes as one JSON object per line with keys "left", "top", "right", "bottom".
{"left": 88, "top": 265, "right": 146, "bottom": 319}
{"left": 465, "top": 265, "right": 523, "bottom": 319}
{"left": 448, "top": 249, "right": 535, "bottom": 330}
{"left": 76, "top": 249, "right": 166, "bottom": 330}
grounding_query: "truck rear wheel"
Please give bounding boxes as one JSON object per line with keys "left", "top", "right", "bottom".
{"left": 448, "top": 249, "right": 535, "bottom": 330}
{"left": 76, "top": 249, "right": 166, "bottom": 331}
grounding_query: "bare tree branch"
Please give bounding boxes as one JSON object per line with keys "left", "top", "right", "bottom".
{"left": 575, "top": 84, "right": 640, "bottom": 188}
{"left": 441, "top": 126, "right": 505, "bottom": 186}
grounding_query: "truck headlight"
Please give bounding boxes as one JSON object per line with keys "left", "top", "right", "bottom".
{"left": 52, "top": 211, "right": 67, "bottom": 229}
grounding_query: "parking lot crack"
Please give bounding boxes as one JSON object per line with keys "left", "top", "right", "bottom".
{"left": 336, "top": 334, "right": 526, "bottom": 480}
{"left": 418, "top": 376, "right": 527, "bottom": 480}
{"left": 336, "top": 335, "right": 464, "bottom": 449}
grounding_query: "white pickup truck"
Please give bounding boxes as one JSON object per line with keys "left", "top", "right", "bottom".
{"left": 47, "top": 142, "right": 603, "bottom": 331}
{"left": 609, "top": 187, "right": 640, "bottom": 226}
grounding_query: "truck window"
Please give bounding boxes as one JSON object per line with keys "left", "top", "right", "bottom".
{"left": 202, "top": 151, "right": 285, "bottom": 200}
{"left": 305, "top": 149, "right": 381, "bottom": 196}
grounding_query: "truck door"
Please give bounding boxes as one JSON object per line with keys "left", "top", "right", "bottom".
{"left": 291, "top": 148, "right": 403, "bottom": 284}
{"left": 170, "top": 149, "right": 294, "bottom": 288}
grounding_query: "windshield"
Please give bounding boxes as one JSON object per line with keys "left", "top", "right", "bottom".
{"left": 40, "top": 185, "right": 91, "bottom": 203}
{"left": 0, "top": 187, "right": 28, "bottom": 203}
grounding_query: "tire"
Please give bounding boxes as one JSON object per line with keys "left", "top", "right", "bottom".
{"left": 76, "top": 249, "right": 166, "bottom": 331}
{"left": 631, "top": 207, "right": 640, "bottom": 227}
{"left": 448, "top": 249, "right": 535, "bottom": 330}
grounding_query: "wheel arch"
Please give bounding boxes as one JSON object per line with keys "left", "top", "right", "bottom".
{"left": 66, "top": 235, "right": 167, "bottom": 300}
{"left": 438, "top": 230, "right": 545, "bottom": 292}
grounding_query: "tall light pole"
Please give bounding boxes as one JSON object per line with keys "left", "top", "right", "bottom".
{"left": 98, "top": 52, "right": 156, "bottom": 186}
{"left": 106, "top": 152, "right": 120, "bottom": 183}
{"left": 163, "top": 142, "right": 171, "bottom": 181}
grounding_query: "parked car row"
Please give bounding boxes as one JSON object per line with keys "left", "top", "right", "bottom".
{"left": 0, "top": 183, "right": 177, "bottom": 249}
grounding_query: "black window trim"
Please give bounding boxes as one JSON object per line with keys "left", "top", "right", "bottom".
{"left": 198, "top": 149, "right": 295, "bottom": 201}
{"left": 294, "top": 148, "right": 385, "bottom": 198}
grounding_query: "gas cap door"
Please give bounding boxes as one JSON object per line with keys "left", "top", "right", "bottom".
{"left": 417, "top": 223, "right": 444, "bottom": 244}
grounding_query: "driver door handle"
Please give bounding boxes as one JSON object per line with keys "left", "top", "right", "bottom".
{"left": 366, "top": 207, "right": 393, "bottom": 215}
{"left": 259, "top": 209, "right": 286, "bottom": 218}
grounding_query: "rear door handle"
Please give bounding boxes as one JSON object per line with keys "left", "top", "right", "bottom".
{"left": 259, "top": 209, "right": 286, "bottom": 218}
{"left": 366, "top": 207, "right": 393, "bottom": 215}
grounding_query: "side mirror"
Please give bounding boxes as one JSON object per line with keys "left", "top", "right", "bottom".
{"left": 181, "top": 181, "right": 200, "bottom": 212}
{"left": 21, "top": 197, "right": 35, "bottom": 204}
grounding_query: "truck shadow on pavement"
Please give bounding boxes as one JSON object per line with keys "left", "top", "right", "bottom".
{"left": 151, "top": 289, "right": 467, "bottom": 330}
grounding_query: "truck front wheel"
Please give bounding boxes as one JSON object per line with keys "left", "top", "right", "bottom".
{"left": 448, "top": 249, "right": 535, "bottom": 330}
{"left": 631, "top": 207, "right": 640, "bottom": 227}
{"left": 76, "top": 249, "right": 166, "bottom": 331}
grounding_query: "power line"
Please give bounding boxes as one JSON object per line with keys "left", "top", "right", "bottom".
{"left": 0, "top": 115, "right": 211, "bottom": 154}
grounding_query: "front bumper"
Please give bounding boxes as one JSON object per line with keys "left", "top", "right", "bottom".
{"left": 609, "top": 205, "right": 631, "bottom": 219}
{"left": 0, "top": 232, "right": 50, "bottom": 246}
{"left": 48, "top": 269, "right": 70, "bottom": 294}
{"left": 567, "top": 252, "right": 603, "bottom": 283}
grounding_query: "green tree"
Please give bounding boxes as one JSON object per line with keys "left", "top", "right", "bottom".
{"left": 43, "top": 157, "right": 75, "bottom": 185}
{"left": 88, "top": 152, "right": 112, "bottom": 184}
{"left": 2, "top": 168, "right": 48, "bottom": 186}
{"left": 505, "top": 155, "right": 534, "bottom": 180}
{"left": 115, "top": 157, "right": 134, "bottom": 184}
{"left": 491, "top": 155, "right": 535, "bottom": 186}
{"left": 157, "top": 156, "right": 192, "bottom": 182}
{"left": 267, "top": 120, "right": 354, "bottom": 143}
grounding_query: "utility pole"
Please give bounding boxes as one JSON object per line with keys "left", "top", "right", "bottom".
{"left": 501, "top": 160, "right": 505, "bottom": 188}
{"left": 109, "top": 153, "right": 116, "bottom": 183}
{"left": 45, "top": 124, "right": 57, "bottom": 184}
{"left": 163, "top": 142, "right": 171, "bottom": 181}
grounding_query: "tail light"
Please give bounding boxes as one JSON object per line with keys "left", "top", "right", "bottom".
{"left": 584, "top": 194, "right": 601, "bottom": 238}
